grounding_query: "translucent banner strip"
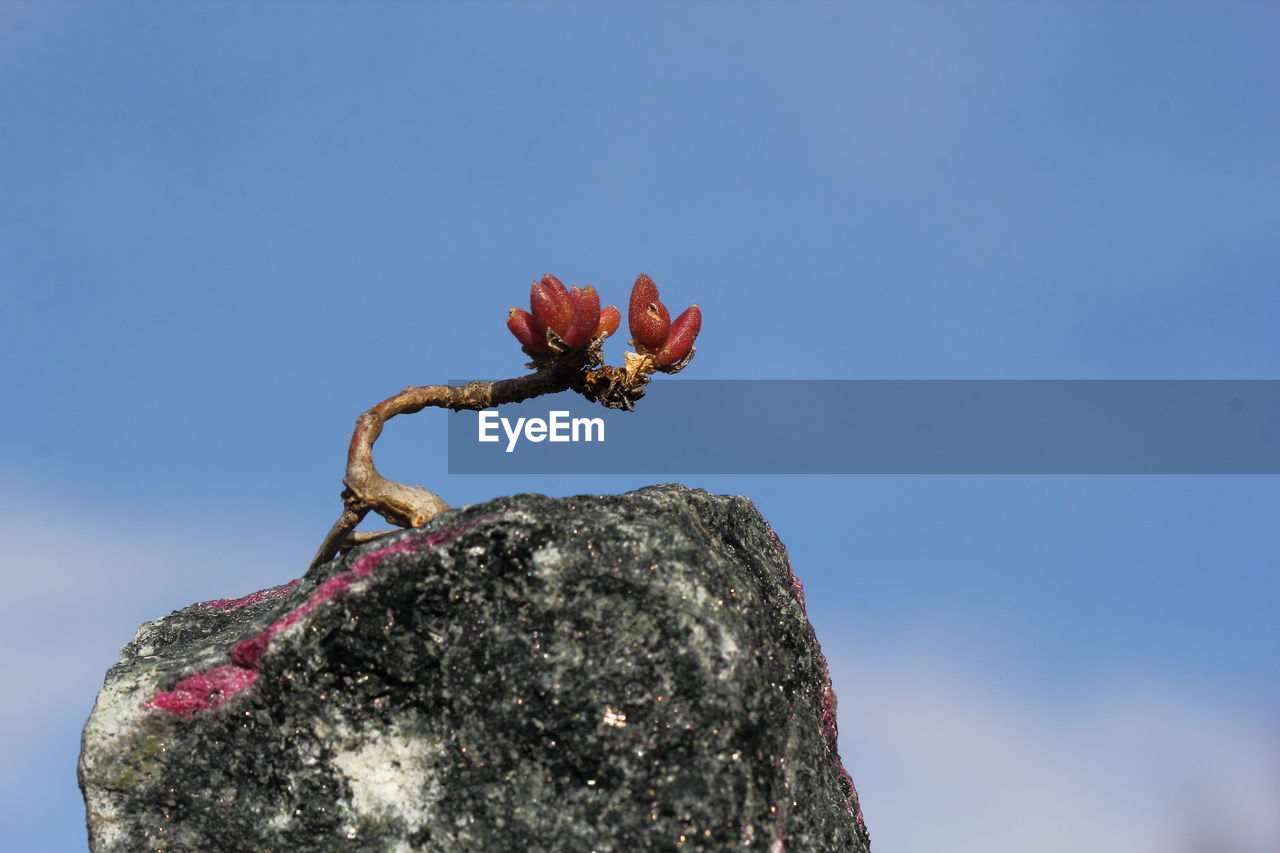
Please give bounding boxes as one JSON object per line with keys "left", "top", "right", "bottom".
{"left": 446, "top": 380, "right": 1280, "bottom": 474}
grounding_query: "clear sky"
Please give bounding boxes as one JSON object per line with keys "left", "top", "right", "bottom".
{"left": 2, "top": 2, "right": 1277, "bottom": 851}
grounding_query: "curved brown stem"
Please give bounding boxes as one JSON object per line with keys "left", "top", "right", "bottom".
{"left": 310, "top": 338, "right": 691, "bottom": 570}
{"left": 310, "top": 364, "right": 578, "bottom": 569}
{"left": 309, "top": 489, "right": 371, "bottom": 569}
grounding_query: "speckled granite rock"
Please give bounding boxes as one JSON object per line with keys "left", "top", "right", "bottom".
{"left": 78, "top": 485, "right": 869, "bottom": 852}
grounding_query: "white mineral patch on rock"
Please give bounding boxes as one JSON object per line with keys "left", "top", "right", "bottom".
{"left": 82, "top": 791, "right": 123, "bottom": 851}
{"left": 530, "top": 544, "right": 562, "bottom": 571}
{"left": 650, "top": 574, "right": 743, "bottom": 681}
{"left": 83, "top": 663, "right": 151, "bottom": 742}
{"left": 330, "top": 723, "right": 442, "bottom": 831}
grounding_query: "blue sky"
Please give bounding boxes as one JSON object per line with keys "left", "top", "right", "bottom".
{"left": 2, "top": 3, "right": 1277, "bottom": 851}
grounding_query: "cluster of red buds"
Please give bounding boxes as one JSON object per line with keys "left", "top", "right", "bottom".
{"left": 627, "top": 274, "right": 701, "bottom": 368}
{"left": 506, "top": 275, "right": 621, "bottom": 354}
{"left": 506, "top": 273, "right": 701, "bottom": 369}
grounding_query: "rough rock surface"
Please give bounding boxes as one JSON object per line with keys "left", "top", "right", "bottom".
{"left": 79, "top": 484, "right": 869, "bottom": 852}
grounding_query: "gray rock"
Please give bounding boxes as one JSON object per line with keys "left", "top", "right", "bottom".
{"left": 79, "top": 484, "right": 869, "bottom": 852}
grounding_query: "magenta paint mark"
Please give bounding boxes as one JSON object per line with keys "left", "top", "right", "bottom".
{"left": 147, "top": 514, "right": 500, "bottom": 717}
{"left": 203, "top": 579, "right": 299, "bottom": 612}
{"left": 146, "top": 664, "right": 260, "bottom": 715}
{"left": 764, "top": 520, "right": 865, "bottom": 829}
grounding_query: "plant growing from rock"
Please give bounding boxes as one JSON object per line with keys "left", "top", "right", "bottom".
{"left": 311, "top": 274, "right": 702, "bottom": 568}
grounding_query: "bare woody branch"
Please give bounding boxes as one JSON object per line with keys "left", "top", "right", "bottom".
{"left": 310, "top": 273, "right": 701, "bottom": 570}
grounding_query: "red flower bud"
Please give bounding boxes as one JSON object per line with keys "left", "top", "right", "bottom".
{"left": 632, "top": 300, "right": 670, "bottom": 352}
{"left": 628, "top": 274, "right": 658, "bottom": 310}
{"left": 596, "top": 305, "right": 620, "bottom": 339}
{"left": 530, "top": 278, "right": 573, "bottom": 339}
{"left": 655, "top": 304, "right": 701, "bottom": 366}
{"left": 562, "top": 285, "right": 601, "bottom": 347}
{"left": 628, "top": 274, "right": 666, "bottom": 347}
{"left": 506, "top": 308, "right": 547, "bottom": 352}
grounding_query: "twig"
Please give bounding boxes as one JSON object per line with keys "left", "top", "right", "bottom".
{"left": 309, "top": 273, "right": 700, "bottom": 570}
{"left": 311, "top": 363, "right": 576, "bottom": 569}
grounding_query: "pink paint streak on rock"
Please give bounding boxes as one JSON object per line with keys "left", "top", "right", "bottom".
{"left": 146, "top": 664, "right": 260, "bottom": 715}
{"left": 148, "top": 515, "right": 498, "bottom": 717}
{"left": 203, "top": 580, "right": 298, "bottom": 612}
{"left": 229, "top": 632, "right": 271, "bottom": 668}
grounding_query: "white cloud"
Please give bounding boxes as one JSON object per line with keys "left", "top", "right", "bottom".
{"left": 833, "top": 645, "right": 1279, "bottom": 853}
